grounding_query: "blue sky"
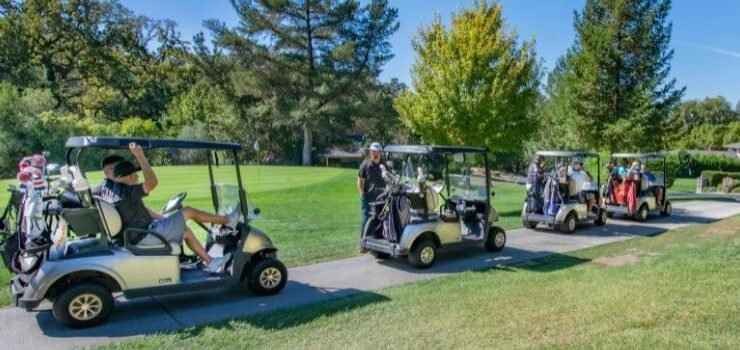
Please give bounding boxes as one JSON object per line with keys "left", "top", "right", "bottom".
{"left": 121, "top": 0, "right": 740, "bottom": 104}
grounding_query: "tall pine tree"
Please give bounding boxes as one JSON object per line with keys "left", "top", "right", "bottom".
{"left": 550, "top": 0, "right": 684, "bottom": 152}
{"left": 207, "top": 0, "right": 398, "bottom": 165}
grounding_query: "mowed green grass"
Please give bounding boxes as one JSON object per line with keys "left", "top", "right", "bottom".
{"left": 669, "top": 177, "right": 696, "bottom": 193}
{"left": 107, "top": 215, "right": 740, "bottom": 350}
{"left": 0, "top": 165, "right": 525, "bottom": 306}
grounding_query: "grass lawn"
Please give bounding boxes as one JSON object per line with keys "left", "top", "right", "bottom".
{"left": 107, "top": 215, "right": 740, "bottom": 349}
{"left": 0, "top": 165, "right": 525, "bottom": 306}
{"left": 669, "top": 177, "right": 696, "bottom": 193}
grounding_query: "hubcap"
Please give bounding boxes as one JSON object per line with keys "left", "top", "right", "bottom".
{"left": 68, "top": 293, "right": 103, "bottom": 321}
{"left": 259, "top": 267, "right": 282, "bottom": 289}
{"left": 568, "top": 218, "right": 575, "bottom": 231}
{"left": 420, "top": 246, "right": 435, "bottom": 264}
{"left": 494, "top": 232, "right": 505, "bottom": 247}
{"left": 666, "top": 204, "right": 672, "bottom": 214}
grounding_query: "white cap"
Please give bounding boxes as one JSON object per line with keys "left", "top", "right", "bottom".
{"left": 369, "top": 142, "right": 382, "bottom": 152}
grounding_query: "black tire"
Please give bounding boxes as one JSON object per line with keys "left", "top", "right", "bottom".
{"left": 485, "top": 227, "right": 506, "bottom": 252}
{"left": 369, "top": 250, "right": 390, "bottom": 259}
{"left": 635, "top": 204, "right": 649, "bottom": 222}
{"left": 660, "top": 201, "right": 672, "bottom": 217}
{"left": 595, "top": 208, "right": 607, "bottom": 226}
{"left": 52, "top": 283, "right": 114, "bottom": 329}
{"left": 408, "top": 237, "right": 437, "bottom": 269}
{"left": 523, "top": 220, "right": 538, "bottom": 229}
{"left": 247, "top": 258, "right": 288, "bottom": 296}
{"left": 558, "top": 213, "right": 577, "bottom": 234}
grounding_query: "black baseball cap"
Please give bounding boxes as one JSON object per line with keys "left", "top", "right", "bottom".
{"left": 113, "top": 160, "right": 141, "bottom": 178}
{"left": 101, "top": 155, "right": 125, "bottom": 168}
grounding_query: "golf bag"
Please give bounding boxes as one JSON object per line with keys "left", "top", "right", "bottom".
{"left": 543, "top": 174, "right": 564, "bottom": 216}
{"left": 382, "top": 192, "right": 410, "bottom": 243}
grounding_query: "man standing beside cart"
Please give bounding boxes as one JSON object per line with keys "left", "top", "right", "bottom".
{"left": 357, "top": 142, "right": 387, "bottom": 238}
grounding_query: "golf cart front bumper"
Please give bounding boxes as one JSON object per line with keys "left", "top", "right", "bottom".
{"left": 362, "top": 238, "right": 408, "bottom": 256}
{"left": 10, "top": 275, "right": 41, "bottom": 310}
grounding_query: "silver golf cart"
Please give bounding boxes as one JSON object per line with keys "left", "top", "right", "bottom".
{"left": 604, "top": 153, "right": 672, "bottom": 221}
{"left": 360, "top": 145, "right": 506, "bottom": 269}
{"left": 8, "top": 136, "right": 287, "bottom": 328}
{"left": 521, "top": 151, "right": 607, "bottom": 233}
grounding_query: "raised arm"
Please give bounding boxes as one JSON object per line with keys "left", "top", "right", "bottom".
{"left": 130, "top": 142, "right": 158, "bottom": 193}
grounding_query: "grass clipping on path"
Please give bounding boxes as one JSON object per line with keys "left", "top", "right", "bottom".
{"left": 109, "top": 216, "right": 740, "bottom": 350}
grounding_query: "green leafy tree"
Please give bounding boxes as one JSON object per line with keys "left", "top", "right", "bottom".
{"left": 549, "top": 0, "right": 684, "bottom": 152}
{"left": 0, "top": 0, "right": 191, "bottom": 121}
{"left": 665, "top": 97, "right": 739, "bottom": 149}
{"left": 395, "top": 1, "right": 539, "bottom": 152}
{"left": 205, "top": 0, "right": 399, "bottom": 165}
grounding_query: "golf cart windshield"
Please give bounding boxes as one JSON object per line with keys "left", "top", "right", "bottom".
{"left": 447, "top": 152, "right": 488, "bottom": 201}
{"left": 215, "top": 183, "right": 258, "bottom": 220}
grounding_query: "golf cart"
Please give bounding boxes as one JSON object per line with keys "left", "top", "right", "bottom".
{"left": 604, "top": 153, "right": 672, "bottom": 221}
{"left": 360, "top": 145, "right": 506, "bottom": 269}
{"left": 7, "top": 136, "right": 287, "bottom": 328}
{"left": 521, "top": 151, "right": 607, "bottom": 233}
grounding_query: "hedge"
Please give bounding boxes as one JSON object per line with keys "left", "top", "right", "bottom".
{"left": 700, "top": 171, "right": 740, "bottom": 187}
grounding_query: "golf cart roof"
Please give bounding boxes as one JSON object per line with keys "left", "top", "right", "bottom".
{"left": 65, "top": 136, "right": 243, "bottom": 151}
{"left": 535, "top": 150, "right": 598, "bottom": 158}
{"left": 611, "top": 152, "right": 664, "bottom": 159}
{"left": 383, "top": 145, "right": 488, "bottom": 154}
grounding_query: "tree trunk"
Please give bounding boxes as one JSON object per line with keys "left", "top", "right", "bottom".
{"left": 302, "top": 123, "right": 313, "bottom": 166}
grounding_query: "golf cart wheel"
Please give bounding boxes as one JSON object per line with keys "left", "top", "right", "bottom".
{"left": 408, "top": 238, "right": 437, "bottom": 269}
{"left": 248, "top": 258, "right": 288, "bottom": 296}
{"left": 523, "top": 220, "right": 538, "bottom": 229}
{"left": 52, "top": 283, "right": 114, "bottom": 329}
{"left": 369, "top": 250, "right": 390, "bottom": 259}
{"left": 484, "top": 227, "right": 506, "bottom": 252}
{"left": 635, "top": 204, "right": 649, "bottom": 222}
{"left": 661, "top": 201, "right": 672, "bottom": 217}
{"left": 558, "top": 213, "right": 577, "bottom": 234}
{"left": 595, "top": 208, "right": 607, "bottom": 226}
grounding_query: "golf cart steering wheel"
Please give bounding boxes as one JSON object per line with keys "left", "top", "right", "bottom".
{"left": 161, "top": 192, "right": 187, "bottom": 215}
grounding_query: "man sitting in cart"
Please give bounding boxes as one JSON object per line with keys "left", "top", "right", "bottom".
{"left": 108, "top": 143, "right": 240, "bottom": 273}
{"left": 568, "top": 160, "right": 596, "bottom": 213}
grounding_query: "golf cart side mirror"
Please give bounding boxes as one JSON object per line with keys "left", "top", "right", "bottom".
{"left": 491, "top": 190, "right": 496, "bottom": 197}
{"left": 253, "top": 208, "right": 261, "bottom": 215}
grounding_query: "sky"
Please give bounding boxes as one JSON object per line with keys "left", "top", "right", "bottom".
{"left": 120, "top": 0, "right": 740, "bottom": 105}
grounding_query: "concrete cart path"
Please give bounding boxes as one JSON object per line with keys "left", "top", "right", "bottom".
{"left": 2, "top": 200, "right": 739, "bottom": 350}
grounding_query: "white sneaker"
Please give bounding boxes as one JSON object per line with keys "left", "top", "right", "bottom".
{"left": 205, "top": 253, "right": 232, "bottom": 274}
{"left": 226, "top": 207, "right": 242, "bottom": 228}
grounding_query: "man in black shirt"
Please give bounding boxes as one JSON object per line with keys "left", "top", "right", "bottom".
{"left": 92, "top": 155, "right": 125, "bottom": 203}
{"left": 357, "top": 142, "right": 387, "bottom": 237}
{"left": 111, "top": 143, "right": 240, "bottom": 273}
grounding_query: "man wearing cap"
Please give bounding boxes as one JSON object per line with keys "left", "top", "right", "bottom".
{"left": 110, "top": 142, "right": 240, "bottom": 273}
{"left": 357, "top": 142, "right": 387, "bottom": 238}
{"left": 92, "top": 155, "right": 125, "bottom": 203}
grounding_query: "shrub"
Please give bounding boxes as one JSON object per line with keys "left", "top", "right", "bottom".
{"left": 700, "top": 171, "right": 740, "bottom": 187}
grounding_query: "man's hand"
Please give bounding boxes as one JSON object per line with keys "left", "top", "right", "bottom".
{"left": 129, "top": 142, "right": 144, "bottom": 158}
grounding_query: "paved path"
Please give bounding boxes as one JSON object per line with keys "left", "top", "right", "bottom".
{"left": 1, "top": 200, "right": 739, "bottom": 349}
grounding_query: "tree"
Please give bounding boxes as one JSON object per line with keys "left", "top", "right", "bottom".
{"left": 0, "top": 0, "right": 190, "bottom": 121}
{"left": 394, "top": 1, "right": 539, "bottom": 152}
{"left": 549, "top": 0, "right": 684, "bottom": 152}
{"left": 664, "top": 96, "right": 739, "bottom": 147}
{"left": 206, "top": 0, "right": 399, "bottom": 165}
{"left": 736, "top": 99, "right": 740, "bottom": 114}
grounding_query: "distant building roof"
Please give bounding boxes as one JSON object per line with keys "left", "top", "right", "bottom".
{"left": 321, "top": 147, "right": 365, "bottom": 159}
{"left": 687, "top": 150, "right": 736, "bottom": 157}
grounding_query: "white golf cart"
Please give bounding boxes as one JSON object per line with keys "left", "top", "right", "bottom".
{"left": 6, "top": 137, "right": 287, "bottom": 328}
{"left": 360, "top": 145, "right": 506, "bottom": 269}
{"left": 521, "top": 151, "right": 607, "bottom": 233}
{"left": 604, "top": 153, "right": 672, "bottom": 221}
